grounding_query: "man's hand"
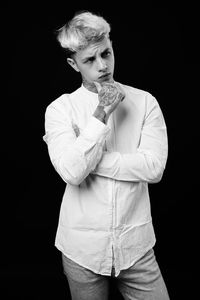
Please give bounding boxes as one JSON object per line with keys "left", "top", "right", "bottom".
{"left": 93, "top": 82, "right": 125, "bottom": 123}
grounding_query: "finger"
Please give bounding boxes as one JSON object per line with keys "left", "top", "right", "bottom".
{"left": 115, "top": 83, "right": 125, "bottom": 101}
{"left": 115, "top": 82, "right": 123, "bottom": 93}
{"left": 93, "top": 81, "right": 102, "bottom": 93}
{"left": 121, "top": 94, "right": 125, "bottom": 101}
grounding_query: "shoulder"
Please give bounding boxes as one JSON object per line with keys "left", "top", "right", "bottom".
{"left": 44, "top": 95, "right": 70, "bottom": 121}
{"left": 118, "top": 82, "right": 153, "bottom": 99}
{"left": 117, "top": 82, "right": 164, "bottom": 120}
{"left": 117, "top": 82, "right": 159, "bottom": 108}
{"left": 45, "top": 87, "right": 82, "bottom": 116}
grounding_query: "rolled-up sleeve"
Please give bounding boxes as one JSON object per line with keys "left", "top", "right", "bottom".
{"left": 92, "top": 95, "right": 168, "bottom": 183}
{"left": 43, "top": 98, "right": 110, "bottom": 185}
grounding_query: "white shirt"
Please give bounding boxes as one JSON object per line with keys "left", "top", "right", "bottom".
{"left": 43, "top": 82, "right": 168, "bottom": 277}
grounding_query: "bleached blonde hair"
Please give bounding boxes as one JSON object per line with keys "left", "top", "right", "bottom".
{"left": 57, "top": 11, "right": 111, "bottom": 55}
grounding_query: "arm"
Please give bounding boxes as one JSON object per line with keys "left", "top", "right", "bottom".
{"left": 92, "top": 95, "right": 168, "bottom": 183}
{"left": 43, "top": 98, "right": 110, "bottom": 185}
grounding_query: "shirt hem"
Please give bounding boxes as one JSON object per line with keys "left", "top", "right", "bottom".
{"left": 55, "top": 240, "right": 156, "bottom": 277}
{"left": 55, "top": 244, "right": 112, "bottom": 276}
{"left": 114, "top": 242, "right": 156, "bottom": 277}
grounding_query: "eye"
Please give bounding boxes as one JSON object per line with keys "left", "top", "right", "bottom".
{"left": 102, "top": 50, "right": 111, "bottom": 58}
{"left": 85, "top": 57, "right": 95, "bottom": 64}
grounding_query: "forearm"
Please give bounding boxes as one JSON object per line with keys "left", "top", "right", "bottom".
{"left": 55, "top": 134, "right": 105, "bottom": 185}
{"left": 44, "top": 103, "right": 110, "bottom": 185}
{"left": 92, "top": 148, "right": 168, "bottom": 183}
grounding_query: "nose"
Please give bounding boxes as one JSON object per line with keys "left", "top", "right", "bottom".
{"left": 97, "top": 58, "right": 107, "bottom": 72}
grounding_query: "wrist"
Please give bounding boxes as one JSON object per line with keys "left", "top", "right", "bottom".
{"left": 93, "top": 105, "right": 106, "bottom": 123}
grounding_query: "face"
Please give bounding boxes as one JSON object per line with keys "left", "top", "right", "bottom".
{"left": 67, "top": 36, "right": 115, "bottom": 92}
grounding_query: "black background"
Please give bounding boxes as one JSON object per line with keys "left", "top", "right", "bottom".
{"left": 2, "top": 1, "right": 198, "bottom": 299}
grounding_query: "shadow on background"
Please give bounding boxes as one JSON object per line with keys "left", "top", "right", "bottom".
{"left": 2, "top": 1, "right": 197, "bottom": 299}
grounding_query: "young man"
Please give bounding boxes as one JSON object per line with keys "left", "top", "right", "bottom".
{"left": 43, "top": 11, "right": 170, "bottom": 300}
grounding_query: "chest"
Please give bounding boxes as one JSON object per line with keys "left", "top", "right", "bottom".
{"left": 69, "top": 96, "right": 145, "bottom": 153}
{"left": 107, "top": 98, "right": 145, "bottom": 153}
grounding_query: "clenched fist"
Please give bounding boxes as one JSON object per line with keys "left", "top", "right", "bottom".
{"left": 93, "top": 82, "right": 125, "bottom": 123}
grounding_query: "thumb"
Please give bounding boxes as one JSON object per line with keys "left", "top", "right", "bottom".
{"left": 93, "top": 81, "right": 102, "bottom": 93}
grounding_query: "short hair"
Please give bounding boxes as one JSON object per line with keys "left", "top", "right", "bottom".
{"left": 56, "top": 11, "right": 111, "bottom": 56}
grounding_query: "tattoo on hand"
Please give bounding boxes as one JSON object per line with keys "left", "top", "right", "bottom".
{"left": 98, "top": 83, "right": 125, "bottom": 107}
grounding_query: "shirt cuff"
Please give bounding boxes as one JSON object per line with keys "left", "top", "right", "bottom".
{"left": 82, "top": 116, "right": 110, "bottom": 144}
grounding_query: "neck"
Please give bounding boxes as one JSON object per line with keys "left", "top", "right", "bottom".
{"left": 82, "top": 78, "right": 98, "bottom": 93}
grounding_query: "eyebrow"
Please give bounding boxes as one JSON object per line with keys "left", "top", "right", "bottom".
{"left": 82, "top": 47, "right": 111, "bottom": 63}
{"left": 82, "top": 55, "right": 94, "bottom": 63}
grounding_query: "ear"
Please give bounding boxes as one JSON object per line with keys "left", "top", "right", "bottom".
{"left": 67, "top": 58, "right": 80, "bottom": 72}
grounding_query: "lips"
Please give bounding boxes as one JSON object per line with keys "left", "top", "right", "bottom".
{"left": 99, "top": 72, "right": 111, "bottom": 80}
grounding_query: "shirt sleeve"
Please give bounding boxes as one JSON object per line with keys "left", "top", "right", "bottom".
{"left": 43, "top": 98, "right": 110, "bottom": 185}
{"left": 92, "top": 95, "right": 168, "bottom": 183}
